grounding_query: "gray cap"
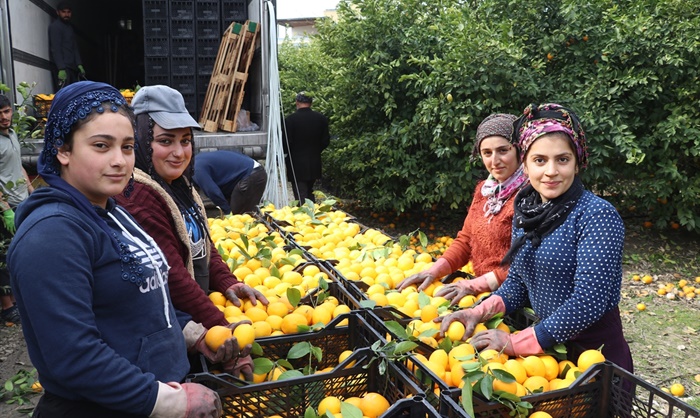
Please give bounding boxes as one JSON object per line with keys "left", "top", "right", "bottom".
{"left": 131, "top": 85, "right": 200, "bottom": 130}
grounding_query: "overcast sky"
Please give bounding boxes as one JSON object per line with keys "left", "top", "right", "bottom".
{"left": 276, "top": 0, "right": 339, "bottom": 19}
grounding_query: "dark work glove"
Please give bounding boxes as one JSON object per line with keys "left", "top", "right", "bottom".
{"left": 181, "top": 383, "right": 222, "bottom": 418}
{"left": 193, "top": 320, "right": 252, "bottom": 364}
{"left": 225, "top": 283, "right": 269, "bottom": 307}
{"left": 223, "top": 348, "right": 254, "bottom": 381}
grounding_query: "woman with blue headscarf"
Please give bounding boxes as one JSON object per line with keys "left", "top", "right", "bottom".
{"left": 7, "top": 81, "right": 221, "bottom": 417}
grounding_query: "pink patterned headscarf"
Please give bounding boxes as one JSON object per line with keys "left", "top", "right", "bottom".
{"left": 514, "top": 103, "right": 588, "bottom": 168}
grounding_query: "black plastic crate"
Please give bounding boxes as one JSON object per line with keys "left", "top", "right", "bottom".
{"left": 438, "top": 361, "right": 700, "bottom": 418}
{"left": 188, "top": 348, "right": 426, "bottom": 418}
{"left": 384, "top": 396, "right": 445, "bottom": 418}
{"left": 222, "top": 0, "right": 248, "bottom": 24}
{"left": 144, "top": 38, "right": 169, "bottom": 56}
{"left": 143, "top": 0, "right": 168, "bottom": 20}
{"left": 170, "top": 75, "right": 196, "bottom": 96}
{"left": 144, "top": 19, "right": 168, "bottom": 38}
{"left": 144, "top": 73, "right": 170, "bottom": 87}
{"left": 181, "top": 92, "right": 197, "bottom": 114}
{"left": 170, "top": 38, "right": 195, "bottom": 57}
{"left": 170, "top": 0, "right": 194, "bottom": 20}
{"left": 197, "top": 56, "right": 216, "bottom": 76}
{"left": 196, "top": 19, "right": 221, "bottom": 39}
{"left": 171, "top": 20, "right": 195, "bottom": 39}
{"left": 197, "top": 37, "right": 221, "bottom": 57}
{"left": 171, "top": 56, "right": 196, "bottom": 76}
{"left": 196, "top": 1, "right": 220, "bottom": 20}
{"left": 144, "top": 56, "right": 169, "bottom": 76}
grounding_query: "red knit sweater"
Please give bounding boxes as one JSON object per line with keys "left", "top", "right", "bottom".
{"left": 440, "top": 180, "right": 516, "bottom": 284}
{"left": 116, "top": 181, "right": 236, "bottom": 328}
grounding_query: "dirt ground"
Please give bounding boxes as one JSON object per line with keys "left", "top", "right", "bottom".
{"left": 0, "top": 204, "right": 698, "bottom": 416}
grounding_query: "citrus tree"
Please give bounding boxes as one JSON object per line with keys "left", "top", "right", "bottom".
{"left": 279, "top": 0, "right": 700, "bottom": 232}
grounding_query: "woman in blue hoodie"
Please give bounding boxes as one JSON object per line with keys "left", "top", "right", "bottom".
{"left": 7, "top": 81, "right": 224, "bottom": 417}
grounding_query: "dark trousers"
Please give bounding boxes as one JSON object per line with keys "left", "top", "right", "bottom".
{"left": 292, "top": 179, "right": 316, "bottom": 204}
{"left": 230, "top": 165, "right": 267, "bottom": 214}
{"left": 33, "top": 392, "right": 146, "bottom": 418}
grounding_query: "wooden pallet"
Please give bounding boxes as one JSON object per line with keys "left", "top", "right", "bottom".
{"left": 198, "top": 22, "right": 246, "bottom": 132}
{"left": 219, "top": 21, "right": 259, "bottom": 132}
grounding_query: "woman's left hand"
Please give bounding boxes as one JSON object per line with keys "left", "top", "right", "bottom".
{"left": 469, "top": 329, "right": 515, "bottom": 357}
{"left": 225, "top": 283, "right": 269, "bottom": 307}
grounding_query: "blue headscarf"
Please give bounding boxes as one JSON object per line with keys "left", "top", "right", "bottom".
{"left": 39, "top": 81, "right": 131, "bottom": 252}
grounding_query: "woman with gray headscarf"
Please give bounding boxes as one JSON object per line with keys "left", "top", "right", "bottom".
{"left": 397, "top": 113, "right": 528, "bottom": 304}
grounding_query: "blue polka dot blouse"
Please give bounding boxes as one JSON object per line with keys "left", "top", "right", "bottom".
{"left": 494, "top": 190, "right": 625, "bottom": 349}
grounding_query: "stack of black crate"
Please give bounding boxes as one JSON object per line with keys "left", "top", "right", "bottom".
{"left": 143, "top": 0, "right": 170, "bottom": 87}
{"left": 143, "top": 0, "right": 248, "bottom": 121}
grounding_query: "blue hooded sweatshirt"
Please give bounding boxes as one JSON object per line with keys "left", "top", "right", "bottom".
{"left": 8, "top": 187, "right": 190, "bottom": 415}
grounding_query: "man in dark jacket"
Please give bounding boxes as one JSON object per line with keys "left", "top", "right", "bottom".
{"left": 48, "top": 2, "right": 85, "bottom": 91}
{"left": 283, "top": 92, "right": 330, "bottom": 203}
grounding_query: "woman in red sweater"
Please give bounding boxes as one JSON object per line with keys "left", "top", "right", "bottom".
{"left": 115, "top": 85, "right": 268, "bottom": 331}
{"left": 397, "top": 113, "right": 527, "bottom": 303}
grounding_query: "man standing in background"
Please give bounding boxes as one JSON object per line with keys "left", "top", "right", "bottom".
{"left": 0, "top": 95, "right": 32, "bottom": 324}
{"left": 48, "top": 2, "right": 85, "bottom": 91}
{"left": 283, "top": 92, "right": 330, "bottom": 204}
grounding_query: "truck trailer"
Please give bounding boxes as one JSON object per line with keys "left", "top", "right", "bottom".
{"left": 0, "top": 0, "right": 276, "bottom": 171}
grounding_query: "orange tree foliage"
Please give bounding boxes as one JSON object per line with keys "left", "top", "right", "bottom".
{"left": 279, "top": 0, "right": 700, "bottom": 232}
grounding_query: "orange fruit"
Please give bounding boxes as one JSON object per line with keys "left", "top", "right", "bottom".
{"left": 529, "top": 412, "right": 553, "bottom": 418}
{"left": 251, "top": 321, "right": 272, "bottom": 338}
{"left": 294, "top": 305, "right": 314, "bottom": 324}
{"left": 446, "top": 321, "right": 466, "bottom": 342}
{"left": 311, "top": 307, "right": 333, "bottom": 325}
{"left": 670, "top": 383, "right": 685, "bottom": 397}
{"left": 339, "top": 350, "right": 356, "bottom": 367}
{"left": 266, "top": 301, "right": 290, "bottom": 317}
{"left": 479, "top": 349, "right": 508, "bottom": 364}
{"left": 492, "top": 376, "right": 518, "bottom": 394}
{"left": 538, "top": 355, "right": 559, "bottom": 381}
{"left": 280, "top": 312, "right": 308, "bottom": 334}
{"left": 232, "top": 323, "right": 256, "bottom": 348}
{"left": 428, "top": 349, "right": 449, "bottom": 371}
{"left": 471, "top": 323, "right": 488, "bottom": 336}
{"left": 523, "top": 375, "right": 550, "bottom": 393}
{"left": 420, "top": 304, "right": 439, "bottom": 322}
{"left": 244, "top": 306, "right": 268, "bottom": 323}
{"left": 204, "top": 325, "right": 232, "bottom": 351}
{"left": 521, "top": 355, "right": 546, "bottom": 378}
{"left": 359, "top": 392, "right": 390, "bottom": 418}
{"left": 266, "top": 315, "right": 284, "bottom": 331}
{"left": 208, "top": 291, "right": 227, "bottom": 307}
{"left": 344, "top": 396, "right": 363, "bottom": 409}
{"left": 318, "top": 396, "right": 342, "bottom": 415}
{"left": 558, "top": 360, "right": 576, "bottom": 379}
{"left": 448, "top": 343, "right": 476, "bottom": 370}
{"left": 503, "top": 359, "right": 528, "bottom": 384}
{"left": 577, "top": 349, "right": 605, "bottom": 372}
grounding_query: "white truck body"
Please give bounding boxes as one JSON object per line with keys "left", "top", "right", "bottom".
{"left": 0, "top": 0, "right": 274, "bottom": 170}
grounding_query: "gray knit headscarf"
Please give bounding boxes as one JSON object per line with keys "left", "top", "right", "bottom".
{"left": 471, "top": 113, "right": 519, "bottom": 161}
